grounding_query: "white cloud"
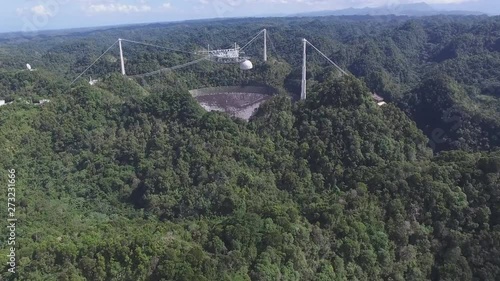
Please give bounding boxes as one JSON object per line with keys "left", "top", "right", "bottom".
{"left": 17, "top": 4, "right": 60, "bottom": 17}
{"left": 31, "top": 5, "right": 54, "bottom": 16}
{"left": 162, "top": 2, "right": 172, "bottom": 9}
{"left": 16, "top": 5, "right": 54, "bottom": 16}
{"left": 87, "top": 3, "right": 152, "bottom": 13}
{"left": 215, "top": 0, "right": 475, "bottom": 6}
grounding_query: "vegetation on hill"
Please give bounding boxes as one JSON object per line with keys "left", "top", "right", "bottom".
{"left": 0, "top": 14, "right": 499, "bottom": 281}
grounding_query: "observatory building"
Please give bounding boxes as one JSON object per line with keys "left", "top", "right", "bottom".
{"left": 240, "top": 60, "right": 253, "bottom": 70}
{"left": 197, "top": 43, "right": 253, "bottom": 70}
{"left": 371, "top": 93, "right": 386, "bottom": 106}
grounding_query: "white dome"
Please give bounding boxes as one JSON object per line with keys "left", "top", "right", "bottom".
{"left": 240, "top": 60, "right": 253, "bottom": 70}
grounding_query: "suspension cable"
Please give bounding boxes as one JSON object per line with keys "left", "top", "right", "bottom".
{"left": 71, "top": 30, "right": 269, "bottom": 83}
{"left": 240, "top": 29, "right": 265, "bottom": 51}
{"left": 306, "top": 40, "right": 348, "bottom": 76}
{"left": 71, "top": 40, "right": 118, "bottom": 84}
{"left": 267, "top": 31, "right": 279, "bottom": 59}
{"left": 130, "top": 56, "right": 209, "bottom": 78}
{"left": 120, "top": 39, "right": 196, "bottom": 55}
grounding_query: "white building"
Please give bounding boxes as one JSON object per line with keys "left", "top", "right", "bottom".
{"left": 34, "top": 99, "right": 51, "bottom": 106}
{"left": 89, "top": 77, "right": 98, "bottom": 85}
{"left": 371, "top": 93, "right": 387, "bottom": 107}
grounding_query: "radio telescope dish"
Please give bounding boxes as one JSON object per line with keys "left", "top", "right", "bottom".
{"left": 26, "top": 64, "right": 32, "bottom": 70}
{"left": 240, "top": 60, "right": 253, "bottom": 70}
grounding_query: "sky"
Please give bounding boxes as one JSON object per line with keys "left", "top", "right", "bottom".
{"left": 0, "top": 0, "right": 496, "bottom": 33}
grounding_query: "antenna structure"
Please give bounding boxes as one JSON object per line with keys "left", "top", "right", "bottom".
{"left": 301, "top": 38, "right": 307, "bottom": 101}
{"left": 119, "top": 39, "right": 126, "bottom": 76}
{"left": 301, "top": 38, "right": 348, "bottom": 100}
{"left": 72, "top": 29, "right": 271, "bottom": 84}
{"left": 264, "top": 29, "right": 267, "bottom": 62}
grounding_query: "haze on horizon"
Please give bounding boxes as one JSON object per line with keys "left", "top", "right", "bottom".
{"left": 1, "top": 0, "right": 499, "bottom": 33}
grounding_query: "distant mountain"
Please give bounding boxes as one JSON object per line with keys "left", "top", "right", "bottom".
{"left": 292, "top": 2, "right": 484, "bottom": 17}
{"left": 432, "top": 0, "right": 500, "bottom": 15}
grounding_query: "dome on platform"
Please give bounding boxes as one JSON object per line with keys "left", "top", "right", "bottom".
{"left": 240, "top": 60, "right": 253, "bottom": 70}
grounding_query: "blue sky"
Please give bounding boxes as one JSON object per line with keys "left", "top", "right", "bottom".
{"left": 0, "top": 0, "right": 497, "bottom": 33}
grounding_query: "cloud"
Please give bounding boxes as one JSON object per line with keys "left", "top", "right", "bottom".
{"left": 162, "top": 2, "right": 172, "bottom": 9}
{"left": 31, "top": 5, "right": 54, "bottom": 16}
{"left": 17, "top": 4, "right": 56, "bottom": 17}
{"left": 201, "top": 0, "right": 476, "bottom": 6}
{"left": 87, "top": 3, "right": 152, "bottom": 13}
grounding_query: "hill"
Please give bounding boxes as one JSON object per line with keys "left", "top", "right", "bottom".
{"left": 292, "top": 3, "right": 483, "bottom": 17}
{"left": 0, "top": 14, "right": 499, "bottom": 280}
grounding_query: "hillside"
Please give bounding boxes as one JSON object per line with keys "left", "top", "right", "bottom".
{"left": 292, "top": 2, "right": 483, "bottom": 17}
{"left": 0, "top": 15, "right": 499, "bottom": 281}
{"left": 3, "top": 15, "right": 500, "bottom": 151}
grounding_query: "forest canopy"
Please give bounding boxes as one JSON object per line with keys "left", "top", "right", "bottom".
{"left": 0, "top": 14, "right": 499, "bottom": 281}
